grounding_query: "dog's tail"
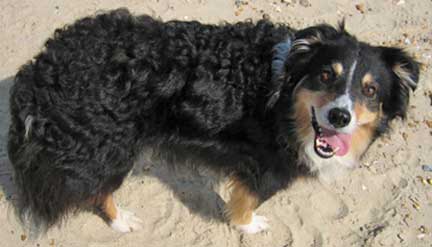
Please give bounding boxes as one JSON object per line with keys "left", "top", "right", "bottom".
{"left": 8, "top": 64, "right": 86, "bottom": 236}
{"left": 8, "top": 142, "right": 79, "bottom": 235}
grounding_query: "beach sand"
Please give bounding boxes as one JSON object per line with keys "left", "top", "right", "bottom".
{"left": 0, "top": 0, "right": 431, "bottom": 246}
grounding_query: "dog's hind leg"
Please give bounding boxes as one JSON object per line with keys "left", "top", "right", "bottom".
{"left": 95, "top": 193, "right": 143, "bottom": 233}
{"left": 224, "top": 177, "right": 269, "bottom": 234}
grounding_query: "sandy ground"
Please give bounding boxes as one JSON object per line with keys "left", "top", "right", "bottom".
{"left": 0, "top": 0, "right": 432, "bottom": 246}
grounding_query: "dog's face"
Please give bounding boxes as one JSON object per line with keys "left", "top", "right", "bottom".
{"left": 272, "top": 24, "right": 419, "bottom": 177}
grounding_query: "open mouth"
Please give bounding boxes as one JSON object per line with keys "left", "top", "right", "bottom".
{"left": 311, "top": 107, "right": 352, "bottom": 159}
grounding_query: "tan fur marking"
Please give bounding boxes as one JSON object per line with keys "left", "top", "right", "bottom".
{"left": 225, "top": 178, "right": 259, "bottom": 225}
{"left": 101, "top": 194, "right": 118, "bottom": 221}
{"left": 350, "top": 124, "right": 375, "bottom": 159}
{"left": 293, "top": 91, "right": 312, "bottom": 142}
{"left": 293, "top": 89, "right": 336, "bottom": 141}
{"left": 351, "top": 103, "right": 382, "bottom": 158}
{"left": 332, "top": 62, "right": 343, "bottom": 76}
{"left": 361, "top": 73, "right": 374, "bottom": 87}
{"left": 354, "top": 103, "right": 379, "bottom": 125}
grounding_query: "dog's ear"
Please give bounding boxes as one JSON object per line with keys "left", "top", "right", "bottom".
{"left": 266, "top": 24, "right": 344, "bottom": 109}
{"left": 290, "top": 23, "right": 344, "bottom": 55}
{"left": 380, "top": 47, "right": 420, "bottom": 119}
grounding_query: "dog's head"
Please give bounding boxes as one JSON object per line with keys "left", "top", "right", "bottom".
{"left": 271, "top": 23, "right": 420, "bottom": 177}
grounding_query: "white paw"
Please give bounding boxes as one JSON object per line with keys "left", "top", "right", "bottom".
{"left": 110, "top": 208, "right": 143, "bottom": 233}
{"left": 236, "top": 213, "right": 270, "bottom": 234}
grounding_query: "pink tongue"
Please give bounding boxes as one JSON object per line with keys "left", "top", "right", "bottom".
{"left": 321, "top": 129, "right": 352, "bottom": 156}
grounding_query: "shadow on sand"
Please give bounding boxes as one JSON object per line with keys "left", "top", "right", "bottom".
{"left": 0, "top": 77, "right": 18, "bottom": 204}
{"left": 132, "top": 148, "right": 227, "bottom": 223}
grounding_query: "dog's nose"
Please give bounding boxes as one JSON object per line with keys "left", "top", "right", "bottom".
{"left": 328, "top": 108, "right": 351, "bottom": 128}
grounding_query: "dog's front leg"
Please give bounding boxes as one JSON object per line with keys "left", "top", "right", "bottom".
{"left": 225, "top": 176, "right": 269, "bottom": 234}
{"left": 223, "top": 149, "right": 297, "bottom": 234}
{"left": 93, "top": 193, "right": 143, "bottom": 233}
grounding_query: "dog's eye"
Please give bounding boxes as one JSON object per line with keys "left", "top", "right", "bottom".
{"left": 363, "top": 84, "right": 377, "bottom": 97}
{"left": 320, "top": 70, "right": 333, "bottom": 83}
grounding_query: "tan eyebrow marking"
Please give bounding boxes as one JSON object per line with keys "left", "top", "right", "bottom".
{"left": 332, "top": 62, "right": 344, "bottom": 76}
{"left": 361, "top": 73, "right": 374, "bottom": 87}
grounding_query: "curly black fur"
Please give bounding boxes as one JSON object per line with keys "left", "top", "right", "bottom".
{"left": 8, "top": 9, "right": 294, "bottom": 230}
{"left": 8, "top": 8, "right": 419, "bottom": 232}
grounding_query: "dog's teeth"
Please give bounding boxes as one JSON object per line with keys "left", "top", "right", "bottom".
{"left": 331, "top": 146, "right": 340, "bottom": 155}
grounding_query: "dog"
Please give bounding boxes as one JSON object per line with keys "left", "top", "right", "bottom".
{"left": 8, "top": 8, "right": 419, "bottom": 234}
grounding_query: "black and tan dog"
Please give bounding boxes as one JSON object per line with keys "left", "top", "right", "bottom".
{"left": 8, "top": 9, "right": 419, "bottom": 234}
